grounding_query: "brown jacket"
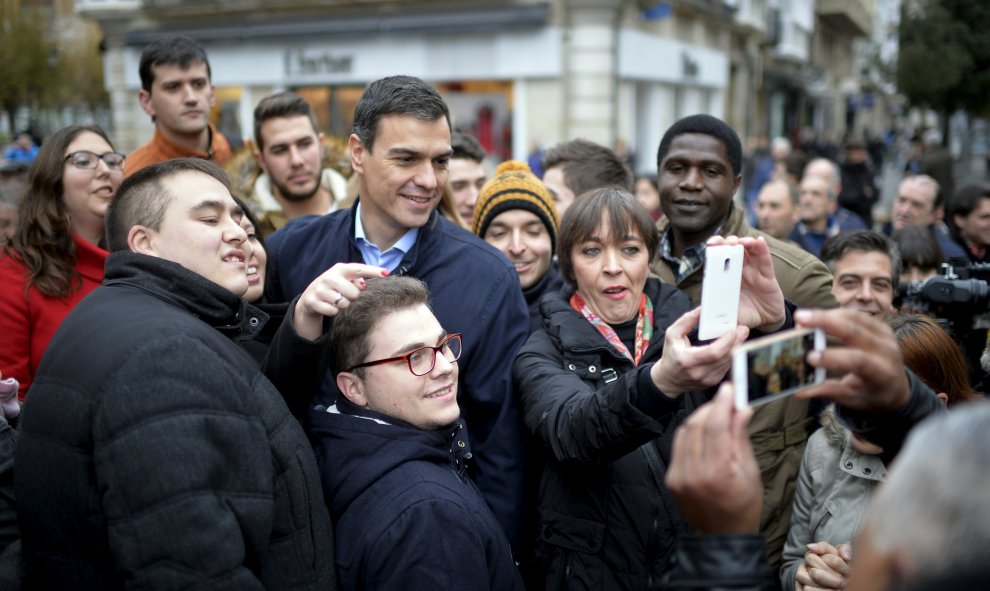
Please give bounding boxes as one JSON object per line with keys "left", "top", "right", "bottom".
{"left": 651, "top": 204, "right": 837, "bottom": 309}
{"left": 652, "top": 203, "right": 838, "bottom": 576}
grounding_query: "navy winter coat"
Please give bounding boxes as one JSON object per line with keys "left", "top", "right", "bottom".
{"left": 266, "top": 202, "right": 530, "bottom": 547}
{"left": 310, "top": 398, "right": 524, "bottom": 591}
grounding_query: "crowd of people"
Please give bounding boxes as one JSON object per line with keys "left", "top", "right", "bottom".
{"left": 1, "top": 33, "right": 989, "bottom": 591}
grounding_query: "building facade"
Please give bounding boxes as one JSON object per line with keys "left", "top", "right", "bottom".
{"left": 78, "top": 0, "right": 732, "bottom": 171}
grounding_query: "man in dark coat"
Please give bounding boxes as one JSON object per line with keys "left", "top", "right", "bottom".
{"left": 886, "top": 174, "right": 967, "bottom": 261}
{"left": 265, "top": 75, "right": 529, "bottom": 549}
{"left": 949, "top": 183, "right": 990, "bottom": 263}
{"left": 310, "top": 276, "right": 523, "bottom": 591}
{"left": 920, "top": 128, "right": 954, "bottom": 211}
{"left": 15, "top": 159, "right": 336, "bottom": 590}
{"left": 837, "top": 139, "right": 879, "bottom": 228}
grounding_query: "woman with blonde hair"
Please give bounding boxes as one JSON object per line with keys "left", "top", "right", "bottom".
{"left": 0, "top": 125, "right": 124, "bottom": 400}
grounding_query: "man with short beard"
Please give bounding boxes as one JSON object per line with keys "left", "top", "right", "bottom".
{"left": 252, "top": 91, "right": 347, "bottom": 229}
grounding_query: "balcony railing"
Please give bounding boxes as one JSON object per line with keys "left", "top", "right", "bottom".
{"left": 816, "top": 0, "right": 871, "bottom": 37}
{"left": 76, "top": 0, "right": 141, "bottom": 17}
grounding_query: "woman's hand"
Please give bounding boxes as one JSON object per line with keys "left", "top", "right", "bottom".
{"left": 709, "top": 235, "right": 786, "bottom": 333}
{"left": 795, "top": 541, "right": 852, "bottom": 591}
{"left": 292, "top": 263, "right": 389, "bottom": 341}
{"left": 651, "top": 307, "right": 748, "bottom": 396}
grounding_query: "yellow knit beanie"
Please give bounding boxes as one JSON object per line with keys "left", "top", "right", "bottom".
{"left": 472, "top": 160, "right": 559, "bottom": 251}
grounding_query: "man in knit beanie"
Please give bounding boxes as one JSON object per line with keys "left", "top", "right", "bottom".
{"left": 474, "top": 160, "right": 563, "bottom": 332}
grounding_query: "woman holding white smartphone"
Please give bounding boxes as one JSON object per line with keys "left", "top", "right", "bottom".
{"left": 513, "top": 188, "right": 786, "bottom": 589}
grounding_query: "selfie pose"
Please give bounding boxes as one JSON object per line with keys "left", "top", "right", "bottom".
{"left": 513, "top": 188, "right": 787, "bottom": 588}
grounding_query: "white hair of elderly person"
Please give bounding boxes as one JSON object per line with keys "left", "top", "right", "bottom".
{"left": 847, "top": 401, "right": 990, "bottom": 591}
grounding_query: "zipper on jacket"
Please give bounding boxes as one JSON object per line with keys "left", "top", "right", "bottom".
{"left": 641, "top": 448, "right": 661, "bottom": 590}
{"left": 556, "top": 551, "right": 572, "bottom": 591}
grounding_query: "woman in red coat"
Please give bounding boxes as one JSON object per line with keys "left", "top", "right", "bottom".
{"left": 0, "top": 125, "right": 124, "bottom": 400}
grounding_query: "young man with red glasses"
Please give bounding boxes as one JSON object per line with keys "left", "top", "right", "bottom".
{"left": 310, "top": 276, "right": 523, "bottom": 591}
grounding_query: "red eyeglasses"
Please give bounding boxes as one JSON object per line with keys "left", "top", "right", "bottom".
{"left": 348, "top": 333, "right": 462, "bottom": 376}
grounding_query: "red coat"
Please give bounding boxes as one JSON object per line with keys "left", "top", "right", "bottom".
{"left": 0, "top": 235, "right": 106, "bottom": 400}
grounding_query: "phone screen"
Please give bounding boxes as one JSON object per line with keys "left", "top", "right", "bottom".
{"left": 733, "top": 328, "right": 825, "bottom": 407}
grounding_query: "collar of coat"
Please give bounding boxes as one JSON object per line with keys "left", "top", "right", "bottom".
{"left": 345, "top": 197, "right": 443, "bottom": 276}
{"left": 538, "top": 277, "right": 676, "bottom": 364}
{"left": 103, "top": 251, "right": 268, "bottom": 341}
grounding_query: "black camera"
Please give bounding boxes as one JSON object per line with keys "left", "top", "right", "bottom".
{"left": 899, "top": 262, "right": 990, "bottom": 321}
{"left": 899, "top": 262, "right": 990, "bottom": 387}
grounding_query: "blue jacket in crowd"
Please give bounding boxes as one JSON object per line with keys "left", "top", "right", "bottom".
{"left": 265, "top": 201, "right": 530, "bottom": 548}
{"left": 310, "top": 397, "right": 524, "bottom": 591}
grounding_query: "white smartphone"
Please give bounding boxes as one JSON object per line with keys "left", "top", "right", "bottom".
{"left": 698, "top": 244, "right": 744, "bottom": 341}
{"left": 732, "top": 327, "right": 826, "bottom": 409}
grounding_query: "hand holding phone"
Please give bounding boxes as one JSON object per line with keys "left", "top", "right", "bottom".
{"left": 732, "top": 327, "right": 826, "bottom": 409}
{"left": 699, "top": 244, "right": 744, "bottom": 341}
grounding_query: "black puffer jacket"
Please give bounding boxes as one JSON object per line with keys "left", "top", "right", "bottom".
{"left": 514, "top": 278, "right": 708, "bottom": 590}
{"left": 15, "top": 253, "right": 335, "bottom": 590}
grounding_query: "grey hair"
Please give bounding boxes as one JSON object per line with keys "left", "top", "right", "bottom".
{"left": 805, "top": 157, "right": 842, "bottom": 195}
{"left": 898, "top": 174, "right": 942, "bottom": 208}
{"left": 864, "top": 402, "right": 990, "bottom": 581}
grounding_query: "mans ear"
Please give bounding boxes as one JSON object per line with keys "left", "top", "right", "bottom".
{"left": 732, "top": 174, "right": 742, "bottom": 194}
{"left": 138, "top": 90, "right": 156, "bottom": 119}
{"left": 337, "top": 372, "right": 369, "bottom": 408}
{"left": 348, "top": 134, "right": 366, "bottom": 176}
{"left": 128, "top": 225, "right": 157, "bottom": 256}
{"left": 934, "top": 206, "right": 945, "bottom": 224}
{"left": 936, "top": 392, "right": 949, "bottom": 407}
{"left": 254, "top": 148, "right": 269, "bottom": 175}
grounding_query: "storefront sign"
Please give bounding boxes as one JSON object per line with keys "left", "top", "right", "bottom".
{"left": 285, "top": 48, "right": 354, "bottom": 77}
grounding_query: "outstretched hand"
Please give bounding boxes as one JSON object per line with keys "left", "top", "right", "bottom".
{"left": 293, "top": 263, "right": 389, "bottom": 340}
{"left": 651, "top": 307, "right": 748, "bottom": 396}
{"left": 794, "top": 308, "right": 910, "bottom": 412}
{"left": 666, "top": 383, "right": 761, "bottom": 534}
{"left": 709, "top": 235, "right": 785, "bottom": 333}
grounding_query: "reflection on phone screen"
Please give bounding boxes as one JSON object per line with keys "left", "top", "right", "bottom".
{"left": 745, "top": 331, "right": 817, "bottom": 404}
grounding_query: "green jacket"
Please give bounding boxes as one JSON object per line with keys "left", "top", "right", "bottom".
{"left": 651, "top": 203, "right": 839, "bottom": 575}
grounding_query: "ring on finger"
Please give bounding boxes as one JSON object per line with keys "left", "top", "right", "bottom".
{"left": 333, "top": 291, "right": 343, "bottom": 306}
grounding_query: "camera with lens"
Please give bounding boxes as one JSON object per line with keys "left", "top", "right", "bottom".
{"left": 899, "top": 262, "right": 990, "bottom": 385}
{"left": 899, "top": 262, "right": 990, "bottom": 325}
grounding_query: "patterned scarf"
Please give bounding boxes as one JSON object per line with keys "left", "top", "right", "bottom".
{"left": 570, "top": 291, "right": 654, "bottom": 365}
